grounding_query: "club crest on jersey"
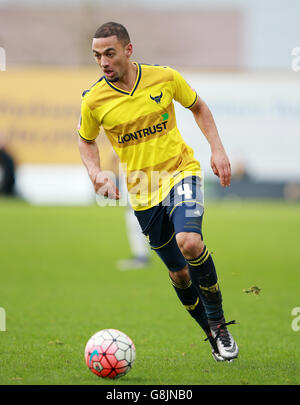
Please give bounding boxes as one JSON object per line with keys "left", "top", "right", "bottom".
{"left": 150, "top": 92, "right": 163, "bottom": 104}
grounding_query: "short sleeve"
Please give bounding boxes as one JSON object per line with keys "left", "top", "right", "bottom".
{"left": 171, "top": 69, "right": 198, "bottom": 109}
{"left": 78, "top": 99, "right": 100, "bottom": 142}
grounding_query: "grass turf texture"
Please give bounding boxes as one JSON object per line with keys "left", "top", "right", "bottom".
{"left": 0, "top": 198, "right": 299, "bottom": 385}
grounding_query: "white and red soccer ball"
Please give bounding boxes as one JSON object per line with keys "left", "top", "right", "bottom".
{"left": 85, "top": 329, "right": 136, "bottom": 379}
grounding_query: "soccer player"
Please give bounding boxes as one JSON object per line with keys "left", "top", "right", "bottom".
{"left": 77, "top": 22, "right": 238, "bottom": 361}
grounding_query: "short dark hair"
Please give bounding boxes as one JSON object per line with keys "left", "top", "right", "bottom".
{"left": 94, "top": 22, "right": 130, "bottom": 45}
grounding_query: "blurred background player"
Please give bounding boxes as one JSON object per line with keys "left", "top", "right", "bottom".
{"left": 116, "top": 173, "right": 150, "bottom": 270}
{"left": 116, "top": 200, "right": 151, "bottom": 271}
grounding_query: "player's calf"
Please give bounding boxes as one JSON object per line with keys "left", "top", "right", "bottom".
{"left": 176, "top": 234, "right": 224, "bottom": 320}
{"left": 169, "top": 268, "right": 211, "bottom": 335}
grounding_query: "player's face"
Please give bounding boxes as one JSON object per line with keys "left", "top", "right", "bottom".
{"left": 92, "top": 36, "right": 132, "bottom": 83}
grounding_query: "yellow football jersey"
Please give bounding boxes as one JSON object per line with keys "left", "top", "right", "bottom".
{"left": 78, "top": 63, "right": 202, "bottom": 210}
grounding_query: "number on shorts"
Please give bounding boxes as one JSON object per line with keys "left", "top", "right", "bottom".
{"left": 177, "top": 183, "right": 192, "bottom": 199}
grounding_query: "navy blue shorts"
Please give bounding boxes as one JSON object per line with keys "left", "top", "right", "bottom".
{"left": 134, "top": 176, "right": 204, "bottom": 272}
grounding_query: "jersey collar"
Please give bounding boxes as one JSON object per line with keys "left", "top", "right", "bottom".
{"left": 104, "top": 62, "right": 141, "bottom": 96}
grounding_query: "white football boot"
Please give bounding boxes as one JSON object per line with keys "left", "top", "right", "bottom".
{"left": 208, "top": 319, "right": 239, "bottom": 361}
{"left": 205, "top": 331, "right": 234, "bottom": 362}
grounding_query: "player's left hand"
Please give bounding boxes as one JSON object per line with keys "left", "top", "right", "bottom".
{"left": 93, "top": 171, "right": 120, "bottom": 200}
{"left": 210, "top": 149, "right": 231, "bottom": 187}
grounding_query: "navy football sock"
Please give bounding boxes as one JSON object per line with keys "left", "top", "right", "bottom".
{"left": 186, "top": 246, "right": 224, "bottom": 320}
{"left": 169, "top": 275, "right": 210, "bottom": 335}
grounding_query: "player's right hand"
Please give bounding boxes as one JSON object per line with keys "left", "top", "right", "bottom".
{"left": 93, "top": 171, "right": 120, "bottom": 200}
{"left": 210, "top": 148, "right": 231, "bottom": 188}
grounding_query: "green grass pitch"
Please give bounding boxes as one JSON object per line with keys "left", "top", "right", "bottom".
{"left": 0, "top": 198, "right": 299, "bottom": 385}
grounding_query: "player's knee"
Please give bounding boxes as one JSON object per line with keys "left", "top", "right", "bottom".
{"left": 176, "top": 232, "right": 204, "bottom": 258}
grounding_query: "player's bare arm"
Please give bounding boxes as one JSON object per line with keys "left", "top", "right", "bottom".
{"left": 190, "top": 97, "right": 231, "bottom": 187}
{"left": 77, "top": 136, "right": 120, "bottom": 199}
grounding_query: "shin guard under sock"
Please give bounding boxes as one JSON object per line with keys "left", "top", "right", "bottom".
{"left": 170, "top": 276, "right": 210, "bottom": 335}
{"left": 186, "top": 246, "right": 224, "bottom": 320}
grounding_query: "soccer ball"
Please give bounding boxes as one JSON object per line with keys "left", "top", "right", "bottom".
{"left": 84, "top": 329, "right": 136, "bottom": 379}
